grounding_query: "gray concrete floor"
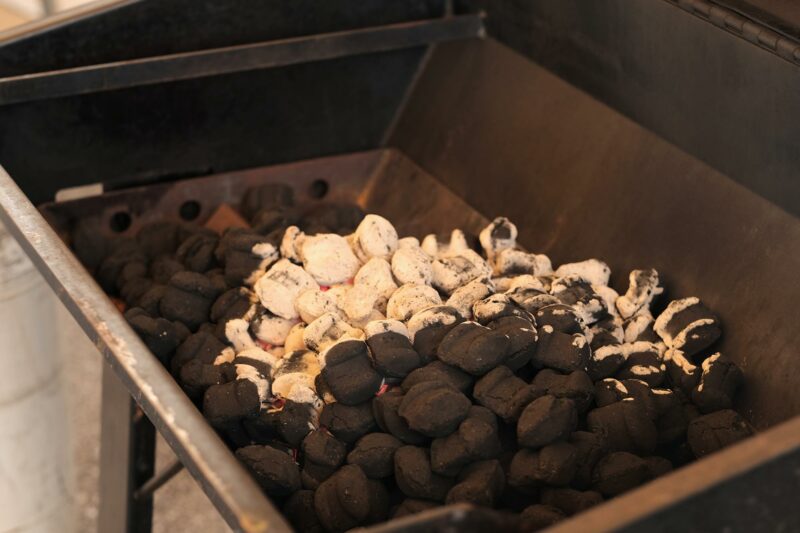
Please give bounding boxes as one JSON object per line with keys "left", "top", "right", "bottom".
{"left": 58, "top": 300, "right": 231, "bottom": 532}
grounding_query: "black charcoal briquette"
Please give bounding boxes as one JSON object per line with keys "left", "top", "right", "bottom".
{"left": 517, "top": 395, "right": 577, "bottom": 449}
{"left": 437, "top": 321, "right": 512, "bottom": 376}
{"left": 236, "top": 445, "right": 301, "bottom": 496}
{"left": 398, "top": 381, "right": 471, "bottom": 438}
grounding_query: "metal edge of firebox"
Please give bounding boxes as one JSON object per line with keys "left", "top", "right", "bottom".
{"left": 0, "top": 14, "right": 484, "bottom": 106}
{"left": 0, "top": 166, "right": 292, "bottom": 533}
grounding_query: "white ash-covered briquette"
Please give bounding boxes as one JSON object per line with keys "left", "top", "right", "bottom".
{"left": 616, "top": 269, "right": 663, "bottom": 319}
{"left": 284, "top": 323, "right": 307, "bottom": 352}
{"left": 225, "top": 317, "right": 257, "bottom": 352}
{"left": 472, "top": 292, "right": 533, "bottom": 325}
{"left": 554, "top": 259, "right": 612, "bottom": 287}
{"left": 615, "top": 342, "right": 666, "bottom": 387}
{"left": 479, "top": 216, "right": 518, "bottom": 261}
{"left": 491, "top": 248, "right": 553, "bottom": 278}
{"left": 421, "top": 229, "right": 469, "bottom": 258}
{"left": 431, "top": 249, "right": 492, "bottom": 294}
{"left": 279, "top": 225, "right": 304, "bottom": 263}
{"left": 446, "top": 277, "right": 494, "bottom": 318}
{"left": 354, "top": 257, "right": 398, "bottom": 311}
{"left": 254, "top": 258, "right": 318, "bottom": 320}
{"left": 250, "top": 307, "right": 299, "bottom": 347}
{"left": 272, "top": 349, "right": 321, "bottom": 399}
{"left": 303, "top": 312, "right": 363, "bottom": 353}
{"left": 341, "top": 284, "right": 380, "bottom": 323}
{"left": 386, "top": 283, "right": 442, "bottom": 321}
{"left": 295, "top": 288, "right": 339, "bottom": 324}
{"left": 654, "top": 297, "right": 722, "bottom": 358}
{"left": 391, "top": 244, "right": 433, "bottom": 286}
{"left": 234, "top": 346, "right": 281, "bottom": 378}
{"left": 350, "top": 214, "right": 398, "bottom": 262}
{"left": 623, "top": 309, "right": 658, "bottom": 343}
{"left": 300, "top": 233, "right": 361, "bottom": 286}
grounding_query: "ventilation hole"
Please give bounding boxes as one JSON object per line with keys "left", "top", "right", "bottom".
{"left": 309, "top": 179, "right": 329, "bottom": 199}
{"left": 109, "top": 211, "right": 131, "bottom": 233}
{"left": 179, "top": 200, "right": 201, "bottom": 221}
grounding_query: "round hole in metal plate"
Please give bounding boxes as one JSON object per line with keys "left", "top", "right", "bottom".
{"left": 109, "top": 211, "right": 132, "bottom": 233}
{"left": 309, "top": 179, "right": 329, "bottom": 199}
{"left": 179, "top": 200, "right": 201, "bottom": 221}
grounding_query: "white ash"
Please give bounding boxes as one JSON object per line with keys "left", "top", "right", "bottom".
{"left": 226, "top": 318, "right": 257, "bottom": 352}
{"left": 554, "top": 259, "right": 611, "bottom": 287}
{"left": 342, "top": 284, "right": 379, "bottom": 323}
{"left": 271, "top": 346, "right": 286, "bottom": 358}
{"left": 406, "top": 305, "right": 460, "bottom": 343}
{"left": 653, "top": 297, "right": 700, "bottom": 344}
{"left": 303, "top": 312, "right": 364, "bottom": 352}
{"left": 446, "top": 277, "right": 494, "bottom": 318}
{"left": 472, "top": 293, "right": 516, "bottom": 323}
{"left": 254, "top": 259, "right": 318, "bottom": 320}
{"left": 236, "top": 346, "right": 281, "bottom": 372}
{"left": 348, "top": 308, "right": 386, "bottom": 330}
{"left": 354, "top": 258, "right": 398, "bottom": 311}
{"left": 664, "top": 347, "right": 697, "bottom": 377}
{"left": 421, "top": 229, "right": 469, "bottom": 258}
{"left": 244, "top": 241, "right": 280, "bottom": 285}
{"left": 352, "top": 214, "right": 398, "bottom": 262}
{"left": 284, "top": 323, "right": 307, "bottom": 352}
{"left": 392, "top": 245, "right": 433, "bottom": 286}
{"left": 324, "top": 284, "right": 351, "bottom": 310}
{"left": 629, "top": 365, "right": 664, "bottom": 376}
{"left": 623, "top": 310, "right": 654, "bottom": 343}
{"left": 594, "top": 285, "right": 620, "bottom": 319}
{"left": 272, "top": 350, "right": 321, "bottom": 398}
{"left": 491, "top": 248, "right": 552, "bottom": 277}
{"left": 670, "top": 318, "right": 716, "bottom": 351}
{"left": 251, "top": 312, "right": 298, "bottom": 346}
{"left": 398, "top": 237, "right": 420, "bottom": 249}
{"left": 432, "top": 249, "right": 491, "bottom": 294}
{"left": 300, "top": 233, "right": 360, "bottom": 286}
{"left": 616, "top": 269, "right": 663, "bottom": 319}
{"left": 589, "top": 322, "right": 624, "bottom": 343}
{"left": 364, "top": 319, "right": 410, "bottom": 339}
{"left": 386, "top": 284, "right": 442, "bottom": 321}
{"left": 279, "top": 225, "right": 304, "bottom": 263}
{"left": 295, "top": 289, "right": 340, "bottom": 324}
{"left": 235, "top": 364, "right": 271, "bottom": 403}
{"left": 214, "top": 347, "right": 236, "bottom": 365}
{"left": 508, "top": 275, "right": 547, "bottom": 292}
{"left": 603, "top": 378, "right": 628, "bottom": 395}
{"left": 479, "top": 217, "right": 517, "bottom": 260}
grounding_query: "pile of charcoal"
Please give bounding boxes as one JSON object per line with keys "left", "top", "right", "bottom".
{"left": 72, "top": 183, "right": 754, "bottom": 532}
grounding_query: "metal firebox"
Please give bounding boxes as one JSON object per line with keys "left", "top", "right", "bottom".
{"left": 0, "top": 1, "right": 799, "bottom": 532}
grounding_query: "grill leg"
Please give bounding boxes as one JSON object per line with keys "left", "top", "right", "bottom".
{"left": 98, "top": 362, "right": 156, "bottom": 533}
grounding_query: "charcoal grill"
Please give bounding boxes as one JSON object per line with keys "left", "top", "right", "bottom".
{"left": 1, "top": 1, "right": 799, "bottom": 532}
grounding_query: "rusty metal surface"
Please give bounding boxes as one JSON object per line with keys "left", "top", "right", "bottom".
{"left": 0, "top": 15, "right": 483, "bottom": 106}
{"left": 388, "top": 37, "right": 800, "bottom": 531}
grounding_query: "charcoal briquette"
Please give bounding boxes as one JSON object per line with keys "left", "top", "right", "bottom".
{"left": 531, "top": 369, "right": 594, "bottom": 413}
{"left": 321, "top": 340, "right": 383, "bottom": 405}
{"left": 430, "top": 411, "right": 502, "bottom": 476}
{"left": 540, "top": 487, "right": 604, "bottom": 516}
{"left": 398, "top": 381, "right": 471, "bottom": 437}
{"left": 517, "top": 395, "right": 577, "bottom": 449}
{"left": 691, "top": 353, "right": 742, "bottom": 413}
{"left": 150, "top": 255, "right": 185, "bottom": 285}
{"left": 223, "top": 232, "right": 278, "bottom": 286}
{"left": 365, "top": 327, "right": 423, "bottom": 379}
{"left": 591, "top": 451, "right": 649, "bottom": 496}
{"left": 643, "top": 456, "right": 673, "bottom": 478}
{"left": 319, "top": 401, "right": 377, "bottom": 444}
{"left": 236, "top": 444, "right": 301, "bottom": 496}
{"left": 160, "top": 271, "right": 222, "bottom": 331}
{"left": 586, "top": 400, "right": 658, "bottom": 455}
{"left": 664, "top": 348, "right": 701, "bottom": 394}
{"left": 445, "top": 459, "right": 505, "bottom": 507}
{"left": 120, "top": 277, "right": 154, "bottom": 307}
{"left": 570, "top": 430, "right": 609, "bottom": 490}
{"left": 175, "top": 233, "right": 219, "bottom": 272}
{"left": 136, "top": 221, "right": 182, "bottom": 259}
{"left": 616, "top": 344, "right": 665, "bottom": 387}
{"left": 347, "top": 432, "right": 403, "bottom": 479}
{"left": 519, "top": 504, "right": 566, "bottom": 531}
{"left": 535, "top": 304, "right": 584, "bottom": 335}
{"left": 437, "top": 321, "right": 512, "bottom": 376}
{"left": 96, "top": 241, "right": 146, "bottom": 294}
{"left": 473, "top": 366, "right": 536, "bottom": 423}
{"left": 654, "top": 298, "right": 721, "bottom": 358}
{"left": 594, "top": 378, "right": 629, "bottom": 408}
{"left": 124, "top": 307, "right": 188, "bottom": 363}
{"left": 171, "top": 330, "right": 227, "bottom": 374}
{"left": 472, "top": 293, "right": 533, "bottom": 324}
{"left": 687, "top": 409, "right": 754, "bottom": 458}
{"left": 487, "top": 315, "right": 538, "bottom": 371}
{"left": 406, "top": 305, "right": 463, "bottom": 362}
{"left": 394, "top": 446, "right": 454, "bottom": 502}
{"left": 372, "top": 388, "right": 427, "bottom": 445}
{"left": 178, "top": 359, "right": 234, "bottom": 401}
{"left": 303, "top": 429, "right": 347, "bottom": 469}
{"left": 284, "top": 490, "right": 324, "bottom": 533}
{"left": 401, "top": 361, "right": 473, "bottom": 395}
{"left": 532, "top": 326, "right": 590, "bottom": 373}
{"left": 392, "top": 499, "right": 438, "bottom": 519}
{"left": 588, "top": 343, "right": 626, "bottom": 381}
